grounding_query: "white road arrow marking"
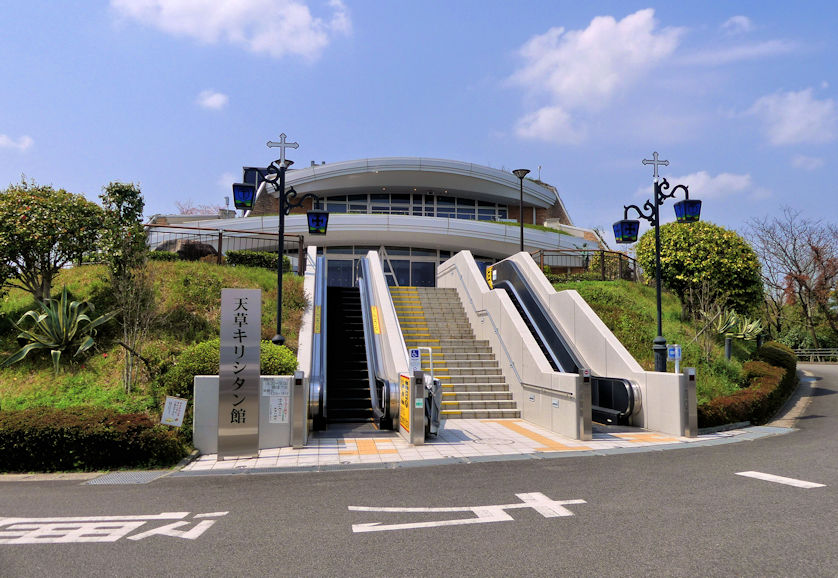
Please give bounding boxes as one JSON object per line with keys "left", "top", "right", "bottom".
{"left": 350, "top": 492, "right": 585, "bottom": 533}
{"left": 736, "top": 471, "right": 826, "bottom": 488}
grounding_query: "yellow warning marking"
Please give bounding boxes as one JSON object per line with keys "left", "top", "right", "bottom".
{"left": 612, "top": 433, "right": 680, "bottom": 443}
{"left": 482, "top": 420, "right": 591, "bottom": 452}
{"left": 339, "top": 439, "right": 398, "bottom": 456}
{"left": 314, "top": 305, "right": 321, "bottom": 334}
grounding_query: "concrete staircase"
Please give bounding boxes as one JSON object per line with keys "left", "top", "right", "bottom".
{"left": 389, "top": 286, "right": 519, "bottom": 419}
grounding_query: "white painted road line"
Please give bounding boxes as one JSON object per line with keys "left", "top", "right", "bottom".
{"left": 736, "top": 471, "right": 826, "bottom": 489}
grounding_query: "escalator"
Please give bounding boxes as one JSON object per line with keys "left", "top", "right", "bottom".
{"left": 491, "top": 259, "right": 640, "bottom": 425}
{"left": 325, "top": 287, "right": 375, "bottom": 423}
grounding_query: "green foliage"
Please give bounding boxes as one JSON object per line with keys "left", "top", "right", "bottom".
{"left": 99, "top": 182, "right": 148, "bottom": 275}
{"left": 697, "top": 361, "right": 784, "bottom": 427}
{"left": 148, "top": 251, "right": 179, "bottom": 261}
{"left": 0, "top": 406, "right": 188, "bottom": 472}
{"left": 159, "top": 338, "right": 298, "bottom": 399}
{"left": 1, "top": 285, "right": 114, "bottom": 374}
{"left": 168, "top": 267, "right": 224, "bottom": 312}
{"left": 635, "top": 221, "right": 763, "bottom": 317}
{"left": 754, "top": 340, "right": 797, "bottom": 392}
{"left": 227, "top": 250, "right": 291, "bottom": 272}
{"left": 0, "top": 178, "right": 103, "bottom": 301}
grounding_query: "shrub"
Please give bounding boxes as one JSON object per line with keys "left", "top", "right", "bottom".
{"left": 227, "top": 250, "right": 290, "bottom": 272}
{"left": 160, "top": 337, "right": 298, "bottom": 398}
{"left": 148, "top": 251, "right": 179, "bottom": 262}
{"left": 754, "top": 340, "right": 797, "bottom": 393}
{"left": 697, "top": 361, "right": 784, "bottom": 427}
{"left": 0, "top": 406, "right": 188, "bottom": 472}
{"left": 177, "top": 240, "right": 217, "bottom": 261}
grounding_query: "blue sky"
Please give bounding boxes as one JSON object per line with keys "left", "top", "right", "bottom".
{"left": 1, "top": 1, "right": 836, "bottom": 245}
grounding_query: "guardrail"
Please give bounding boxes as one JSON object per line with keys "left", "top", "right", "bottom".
{"left": 794, "top": 348, "right": 838, "bottom": 363}
{"left": 530, "top": 249, "right": 642, "bottom": 282}
{"left": 144, "top": 224, "right": 305, "bottom": 272}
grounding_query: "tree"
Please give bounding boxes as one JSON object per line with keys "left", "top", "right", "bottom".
{"left": 0, "top": 179, "right": 102, "bottom": 302}
{"left": 748, "top": 208, "right": 838, "bottom": 347}
{"left": 100, "top": 182, "right": 155, "bottom": 392}
{"left": 635, "top": 221, "right": 763, "bottom": 318}
{"left": 175, "top": 199, "right": 223, "bottom": 215}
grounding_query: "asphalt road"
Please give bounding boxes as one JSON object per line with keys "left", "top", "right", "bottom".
{"left": 2, "top": 364, "right": 837, "bottom": 577}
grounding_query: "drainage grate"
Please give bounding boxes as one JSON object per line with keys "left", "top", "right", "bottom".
{"left": 85, "top": 471, "right": 168, "bottom": 485}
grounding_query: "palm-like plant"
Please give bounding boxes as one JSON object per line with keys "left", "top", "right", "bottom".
{"left": 1, "top": 285, "right": 114, "bottom": 374}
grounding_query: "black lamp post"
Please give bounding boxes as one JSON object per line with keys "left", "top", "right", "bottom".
{"left": 512, "top": 168, "right": 530, "bottom": 252}
{"left": 613, "top": 152, "right": 702, "bottom": 372}
{"left": 259, "top": 134, "right": 328, "bottom": 346}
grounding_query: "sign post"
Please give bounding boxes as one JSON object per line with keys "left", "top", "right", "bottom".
{"left": 218, "top": 288, "right": 262, "bottom": 459}
{"left": 667, "top": 344, "right": 682, "bottom": 374}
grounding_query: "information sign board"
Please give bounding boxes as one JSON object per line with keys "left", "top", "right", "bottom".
{"left": 399, "top": 373, "right": 411, "bottom": 433}
{"left": 161, "top": 396, "right": 187, "bottom": 427}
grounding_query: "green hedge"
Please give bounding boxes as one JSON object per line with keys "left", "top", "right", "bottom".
{"left": 754, "top": 340, "right": 797, "bottom": 393}
{"left": 226, "top": 250, "right": 290, "bottom": 272}
{"left": 697, "top": 361, "right": 784, "bottom": 427}
{"left": 157, "top": 338, "right": 297, "bottom": 441}
{"left": 160, "top": 338, "right": 298, "bottom": 399}
{"left": 0, "top": 407, "right": 188, "bottom": 472}
{"left": 149, "top": 251, "right": 179, "bottom": 261}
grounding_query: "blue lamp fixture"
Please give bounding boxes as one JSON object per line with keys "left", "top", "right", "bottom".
{"left": 306, "top": 210, "right": 329, "bottom": 235}
{"left": 232, "top": 183, "right": 256, "bottom": 211}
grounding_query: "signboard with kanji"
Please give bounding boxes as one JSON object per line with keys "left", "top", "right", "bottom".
{"left": 217, "top": 288, "right": 262, "bottom": 459}
{"left": 161, "top": 396, "right": 187, "bottom": 427}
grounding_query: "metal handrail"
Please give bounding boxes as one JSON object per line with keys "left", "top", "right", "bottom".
{"left": 794, "top": 348, "right": 838, "bottom": 362}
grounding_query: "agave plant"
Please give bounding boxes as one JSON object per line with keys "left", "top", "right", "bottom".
{"left": 1, "top": 285, "right": 115, "bottom": 374}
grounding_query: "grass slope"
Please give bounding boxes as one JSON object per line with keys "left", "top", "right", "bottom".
{"left": 553, "top": 280, "right": 751, "bottom": 404}
{"left": 0, "top": 260, "right": 306, "bottom": 413}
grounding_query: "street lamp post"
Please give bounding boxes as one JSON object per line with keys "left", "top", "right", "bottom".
{"left": 512, "top": 169, "right": 530, "bottom": 253}
{"left": 613, "top": 152, "right": 702, "bottom": 372}
{"left": 263, "top": 134, "right": 325, "bottom": 346}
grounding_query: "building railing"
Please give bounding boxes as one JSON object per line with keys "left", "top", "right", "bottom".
{"left": 144, "top": 224, "right": 305, "bottom": 274}
{"left": 794, "top": 348, "right": 838, "bottom": 363}
{"left": 530, "top": 249, "right": 642, "bottom": 283}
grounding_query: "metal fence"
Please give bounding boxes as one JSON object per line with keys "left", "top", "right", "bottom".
{"left": 794, "top": 348, "right": 838, "bottom": 363}
{"left": 530, "top": 249, "right": 642, "bottom": 282}
{"left": 144, "top": 224, "right": 305, "bottom": 274}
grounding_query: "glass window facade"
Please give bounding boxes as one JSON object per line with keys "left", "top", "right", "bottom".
{"left": 314, "top": 193, "right": 509, "bottom": 221}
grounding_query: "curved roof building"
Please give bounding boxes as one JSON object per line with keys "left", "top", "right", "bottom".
{"left": 239, "top": 157, "right": 598, "bottom": 286}
{"left": 149, "top": 157, "right": 600, "bottom": 287}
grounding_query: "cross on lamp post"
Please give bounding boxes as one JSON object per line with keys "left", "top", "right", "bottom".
{"left": 262, "top": 134, "right": 325, "bottom": 346}
{"left": 613, "top": 152, "right": 702, "bottom": 372}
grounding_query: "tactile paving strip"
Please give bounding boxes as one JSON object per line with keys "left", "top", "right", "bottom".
{"left": 85, "top": 471, "right": 169, "bottom": 485}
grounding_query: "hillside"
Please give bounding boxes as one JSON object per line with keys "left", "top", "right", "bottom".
{"left": 0, "top": 260, "right": 305, "bottom": 414}
{"left": 552, "top": 279, "right": 753, "bottom": 404}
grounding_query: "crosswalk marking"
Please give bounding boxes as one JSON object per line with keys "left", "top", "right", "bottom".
{"left": 736, "top": 471, "right": 826, "bottom": 488}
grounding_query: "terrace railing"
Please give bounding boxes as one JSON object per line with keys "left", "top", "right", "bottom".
{"left": 144, "top": 224, "right": 305, "bottom": 274}
{"left": 530, "top": 249, "right": 642, "bottom": 283}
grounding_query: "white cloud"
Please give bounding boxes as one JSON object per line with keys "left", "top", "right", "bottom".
{"left": 721, "top": 15, "right": 753, "bottom": 35}
{"left": 514, "top": 105, "right": 586, "bottom": 144}
{"left": 791, "top": 154, "right": 824, "bottom": 170}
{"left": 685, "top": 39, "right": 796, "bottom": 66}
{"left": 111, "top": 0, "right": 351, "bottom": 61}
{"left": 510, "top": 9, "right": 683, "bottom": 143}
{"left": 0, "top": 134, "right": 33, "bottom": 151}
{"left": 748, "top": 88, "right": 837, "bottom": 145}
{"left": 197, "top": 90, "right": 228, "bottom": 110}
{"left": 635, "top": 171, "right": 754, "bottom": 200}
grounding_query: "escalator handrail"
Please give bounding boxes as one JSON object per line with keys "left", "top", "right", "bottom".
{"left": 309, "top": 255, "right": 328, "bottom": 423}
{"left": 357, "top": 258, "right": 385, "bottom": 421}
{"left": 493, "top": 259, "right": 639, "bottom": 419}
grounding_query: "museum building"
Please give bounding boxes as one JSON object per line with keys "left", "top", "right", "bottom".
{"left": 234, "top": 157, "right": 600, "bottom": 287}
